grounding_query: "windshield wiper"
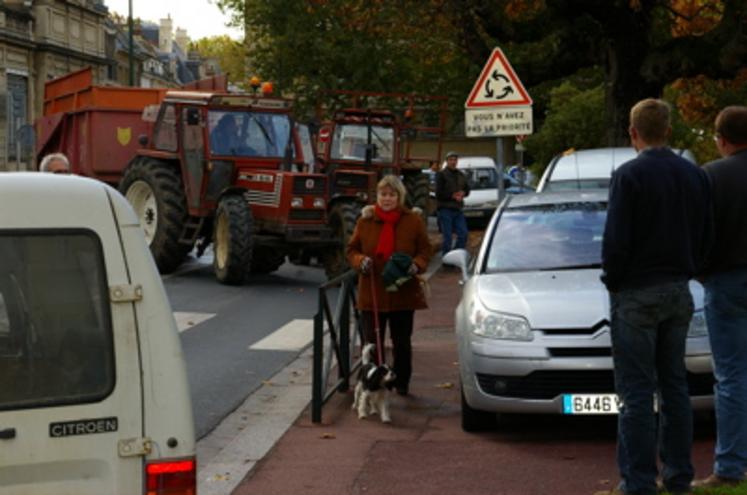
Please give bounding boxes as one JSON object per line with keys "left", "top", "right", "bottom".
{"left": 538, "top": 263, "right": 602, "bottom": 271}
{"left": 250, "top": 114, "right": 274, "bottom": 146}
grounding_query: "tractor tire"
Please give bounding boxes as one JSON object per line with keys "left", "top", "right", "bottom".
{"left": 213, "top": 194, "right": 253, "bottom": 285}
{"left": 250, "top": 247, "right": 285, "bottom": 274}
{"left": 404, "top": 172, "right": 430, "bottom": 223}
{"left": 120, "top": 158, "right": 192, "bottom": 274}
{"left": 322, "top": 201, "right": 361, "bottom": 279}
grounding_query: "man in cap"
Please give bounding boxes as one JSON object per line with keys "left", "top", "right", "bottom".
{"left": 435, "top": 151, "right": 470, "bottom": 257}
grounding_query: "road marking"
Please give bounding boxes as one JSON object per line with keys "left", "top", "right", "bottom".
{"left": 249, "top": 319, "right": 313, "bottom": 351}
{"left": 173, "top": 311, "right": 216, "bottom": 332}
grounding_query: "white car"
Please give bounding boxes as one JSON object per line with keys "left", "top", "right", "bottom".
{"left": 444, "top": 190, "right": 713, "bottom": 432}
{"left": 537, "top": 147, "right": 697, "bottom": 192}
{"left": 436, "top": 156, "right": 533, "bottom": 226}
{"left": 0, "top": 173, "right": 195, "bottom": 494}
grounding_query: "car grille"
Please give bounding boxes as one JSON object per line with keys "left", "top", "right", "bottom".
{"left": 548, "top": 347, "right": 611, "bottom": 357}
{"left": 476, "top": 371, "right": 715, "bottom": 399}
{"left": 289, "top": 209, "right": 324, "bottom": 221}
{"left": 541, "top": 319, "right": 610, "bottom": 336}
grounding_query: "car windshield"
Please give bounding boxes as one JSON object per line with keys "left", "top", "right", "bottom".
{"left": 209, "top": 110, "right": 291, "bottom": 158}
{"left": 485, "top": 202, "right": 607, "bottom": 272}
{"left": 463, "top": 167, "right": 498, "bottom": 190}
{"left": 330, "top": 124, "right": 394, "bottom": 162}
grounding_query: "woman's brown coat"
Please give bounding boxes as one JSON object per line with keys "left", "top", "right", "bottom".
{"left": 347, "top": 205, "right": 432, "bottom": 311}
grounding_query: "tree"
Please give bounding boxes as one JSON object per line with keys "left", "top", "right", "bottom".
{"left": 190, "top": 35, "right": 248, "bottom": 87}
{"left": 215, "top": 0, "right": 746, "bottom": 164}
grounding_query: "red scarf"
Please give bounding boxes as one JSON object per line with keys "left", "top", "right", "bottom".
{"left": 374, "top": 205, "right": 401, "bottom": 262}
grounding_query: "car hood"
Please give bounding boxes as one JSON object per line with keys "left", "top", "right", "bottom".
{"left": 474, "top": 270, "right": 704, "bottom": 329}
{"left": 464, "top": 189, "right": 498, "bottom": 208}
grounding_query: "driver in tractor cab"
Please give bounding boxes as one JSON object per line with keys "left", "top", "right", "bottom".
{"left": 211, "top": 114, "right": 240, "bottom": 156}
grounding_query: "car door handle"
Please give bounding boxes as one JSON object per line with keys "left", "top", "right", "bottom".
{"left": 0, "top": 427, "right": 16, "bottom": 439}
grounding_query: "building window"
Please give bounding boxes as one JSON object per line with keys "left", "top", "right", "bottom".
{"left": 6, "top": 74, "right": 28, "bottom": 161}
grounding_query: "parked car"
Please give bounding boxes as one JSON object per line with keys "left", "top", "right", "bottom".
{"left": 537, "top": 147, "right": 697, "bottom": 192}
{"left": 443, "top": 190, "right": 713, "bottom": 432}
{"left": 0, "top": 173, "right": 196, "bottom": 494}
{"left": 427, "top": 156, "right": 534, "bottom": 226}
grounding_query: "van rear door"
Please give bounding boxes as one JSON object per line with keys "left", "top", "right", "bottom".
{"left": 0, "top": 188, "right": 144, "bottom": 493}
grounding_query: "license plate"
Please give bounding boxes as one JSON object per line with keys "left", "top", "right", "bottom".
{"left": 562, "top": 394, "right": 621, "bottom": 415}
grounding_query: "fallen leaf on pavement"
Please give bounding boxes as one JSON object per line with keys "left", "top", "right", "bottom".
{"left": 319, "top": 433, "right": 336, "bottom": 439}
{"left": 436, "top": 382, "right": 454, "bottom": 389}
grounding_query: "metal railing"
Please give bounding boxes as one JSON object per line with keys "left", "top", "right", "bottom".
{"left": 311, "top": 269, "right": 363, "bottom": 423}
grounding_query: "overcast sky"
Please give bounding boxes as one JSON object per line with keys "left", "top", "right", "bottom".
{"left": 104, "top": 0, "right": 242, "bottom": 41}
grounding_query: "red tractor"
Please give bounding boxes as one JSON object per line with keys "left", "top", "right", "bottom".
{"left": 36, "top": 68, "right": 332, "bottom": 284}
{"left": 314, "top": 91, "right": 447, "bottom": 276}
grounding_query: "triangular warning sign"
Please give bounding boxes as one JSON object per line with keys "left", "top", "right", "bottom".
{"left": 465, "top": 48, "right": 532, "bottom": 108}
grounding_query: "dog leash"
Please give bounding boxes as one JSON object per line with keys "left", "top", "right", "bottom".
{"left": 368, "top": 270, "right": 384, "bottom": 366}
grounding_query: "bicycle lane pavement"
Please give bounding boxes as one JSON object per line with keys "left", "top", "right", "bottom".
{"left": 231, "top": 266, "right": 718, "bottom": 495}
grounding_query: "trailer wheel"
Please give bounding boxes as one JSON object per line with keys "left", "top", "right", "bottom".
{"left": 120, "top": 158, "right": 192, "bottom": 274}
{"left": 250, "top": 247, "right": 285, "bottom": 274}
{"left": 322, "top": 201, "right": 360, "bottom": 279}
{"left": 213, "top": 194, "right": 253, "bottom": 285}
{"left": 404, "top": 172, "right": 430, "bottom": 223}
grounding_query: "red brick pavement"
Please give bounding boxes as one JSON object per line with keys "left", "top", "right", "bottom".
{"left": 232, "top": 262, "right": 718, "bottom": 495}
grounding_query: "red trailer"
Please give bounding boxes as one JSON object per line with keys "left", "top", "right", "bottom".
{"left": 36, "top": 68, "right": 166, "bottom": 185}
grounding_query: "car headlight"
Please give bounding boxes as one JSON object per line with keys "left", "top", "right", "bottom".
{"left": 469, "top": 298, "right": 533, "bottom": 341}
{"left": 688, "top": 310, "right": 708, "bottom": 338}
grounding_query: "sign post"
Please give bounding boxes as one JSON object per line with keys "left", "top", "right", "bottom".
{"left": 465, "top": 48, "right": 533, "bottom": 203}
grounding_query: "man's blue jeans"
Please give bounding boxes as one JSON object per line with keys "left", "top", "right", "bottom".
{"left": 610, "top": 281, "right": 694, "bottom": 495}
{"left": 704, "top": 269, "right": 747, "bottom": 480}
{"left": 437, "top": 208, "right": 468, "bottom": 256}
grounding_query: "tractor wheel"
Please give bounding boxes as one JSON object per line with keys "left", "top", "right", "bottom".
{"left": 213, "top": 194, "right": 254, "bottom": 285}
{"left": 404, "top": 172, "right": 430, "bottom": 223}
{"left": 250, "top": 247, "right": 285, "bottom": 274}
{"left": 120, "top": 158, "right": 192, "bottom": 274}
{"left": 322, "top": 201, "right": 361, "bottom": 279}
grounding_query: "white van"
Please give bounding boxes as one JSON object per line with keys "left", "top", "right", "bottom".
{"left": 537, "top": 147, "right": 697, "bottom": 192}
{"left": 435, "top": 156, "right": 533, "bottom": 226}
{"left": 0, "top": 174, "right": 195, "bottom": 495}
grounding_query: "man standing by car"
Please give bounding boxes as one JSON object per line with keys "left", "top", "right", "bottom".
{"left": 692, "top": 106, "right": 747, "bottom": 490}
{"left": 599, "top": 98, "right": 712, "bottom": 495}
{"left": 436, "top": 151, "right": 470, "bottom": 257}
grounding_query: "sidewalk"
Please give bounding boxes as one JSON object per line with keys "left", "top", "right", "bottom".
{"left": 227, "top": 229, "right": 718, "bottom": 495}
{"left": 231, "top": 267, "right": 466, "bottom": 495}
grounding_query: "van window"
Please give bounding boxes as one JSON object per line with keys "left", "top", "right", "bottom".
{"left": 0, "top": 230, "right": 115, "bottom": 410}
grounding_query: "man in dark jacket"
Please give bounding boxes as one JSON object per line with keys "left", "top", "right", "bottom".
{"left": 693, "top": 106, "right": 747, "bottom": 490}
{"left": 436, "top": 151, "right": 470, "bottom": 256}
{"left": 598, "top": 98, "right": 712, "bottom": 495}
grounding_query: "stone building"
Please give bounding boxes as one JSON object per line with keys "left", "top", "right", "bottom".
{"left": 0, "top": 0, "right": 109, "bottom": 171}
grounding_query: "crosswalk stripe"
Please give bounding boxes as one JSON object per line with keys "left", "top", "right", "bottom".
{"left": 249, "top": 319, "right": 314, "bottom": 351}
{"left": 173, "top": 311, "right": 216, "bottom": 333}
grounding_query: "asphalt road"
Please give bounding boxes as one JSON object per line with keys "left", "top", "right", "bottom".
{"left": 163, "top": 254, "right": 327, "bottom": 439}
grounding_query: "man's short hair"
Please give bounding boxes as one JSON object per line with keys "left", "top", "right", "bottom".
{"left": 715, "top": 106, "right": 747, "bottom": 145}
{"left": 39, "top": 153, "right": 70, "bottom": 172}
{"left": 629, "top": 98, "right": 671, "bottom": 144}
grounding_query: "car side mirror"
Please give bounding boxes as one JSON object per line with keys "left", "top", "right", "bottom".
{"left": 503, "top": 178, "right": 512, "bottom": 190}
{"left": 138, "top": 134, "right": 149, "bottom": 146}
{"left": 442, "top": 248, "right": 470, "bottom": 282}
{"left": 186, "top": 108, "right": 200, "bottom": 126}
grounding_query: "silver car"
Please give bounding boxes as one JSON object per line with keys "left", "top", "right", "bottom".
{"left": 443, "top": 190, "right": 714, "bottom": 431}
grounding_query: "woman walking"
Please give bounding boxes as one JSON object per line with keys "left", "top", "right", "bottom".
{"left": 347, "top": 175, "right": 432, "bottom": 396}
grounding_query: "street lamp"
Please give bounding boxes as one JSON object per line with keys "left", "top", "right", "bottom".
{"left": 128, "top": 0, "right": 134, "bottom": 86}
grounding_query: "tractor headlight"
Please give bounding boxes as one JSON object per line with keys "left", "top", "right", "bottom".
{"left": 291, "top": 197, "right": 303, "bottom": 208}
{"left": 313, "top": 197, "right": 326, "bottom": 209}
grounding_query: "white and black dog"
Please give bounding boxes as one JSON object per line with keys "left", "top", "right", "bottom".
{"left": 352, "top": 343, "right": 396, "bottom": 423}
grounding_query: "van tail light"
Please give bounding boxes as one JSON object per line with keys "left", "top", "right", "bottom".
{"left": 145, "top": 458, "right": 196, "bottom": 495}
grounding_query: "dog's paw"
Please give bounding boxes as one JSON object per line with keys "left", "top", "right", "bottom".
{"left": 357, "top": 413, "right": 368, "bottom": 420}
{"left": 381, "top": 416, "right": 392, "bottom": 424}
